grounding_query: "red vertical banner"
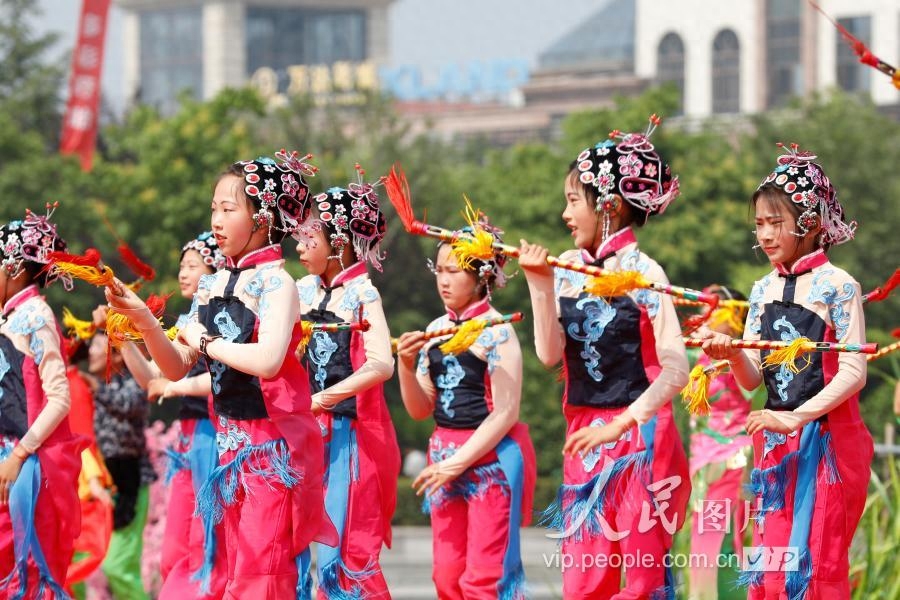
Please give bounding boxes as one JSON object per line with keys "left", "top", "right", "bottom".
{"left": 59, "top": 0, "right": 111, "bottom": 172}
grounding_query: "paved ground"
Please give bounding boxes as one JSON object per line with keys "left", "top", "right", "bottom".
{"left": 378, "top": 526, "right": 564, "bottom": 599}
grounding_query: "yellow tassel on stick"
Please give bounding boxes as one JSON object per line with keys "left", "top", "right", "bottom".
{"left": 584, "top": 271, "right": 649, "bottom": 297}
{"left": 62, "top": 308, "right": 97, "bottom": 340}
{"left": 296, "top": 321, "right": 316, "bottom": 355}
{"left": 761, "top": 337, "right": 813, "bottom": 373}
{"left": 165, "top": 326, "right": 179, "bottom": 341}
{"left": 54, "top": 263, "right": 115, "bottom": 287}
{"left": 682, "top": 364, "right": 714, "bottom": 416}
{"left": 439, "top": 319, "right": 487, "bottom": 355}
{"left": 105, "top": 311, "right": 150, "bottom": 347}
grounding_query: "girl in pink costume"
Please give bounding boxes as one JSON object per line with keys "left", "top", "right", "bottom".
{"left": 294, "top": 171, "right": 399, "bottom": 599}
{"left": 105, "top": 150, "right": 337, "bottom": 599}
{"left": 0, "top": 206, "right": 83, "bottom": 598}
{"left": 119, "top": 231, "right": 227, "bottom": 598}
{"left": 396, "top": 213, "right": 536, "bottom": 600}
{"left": 519, "top": 118, "right": 690, "bottom": 599}
{"left": 700, "top": 144, "right": 872, "bottom": 599}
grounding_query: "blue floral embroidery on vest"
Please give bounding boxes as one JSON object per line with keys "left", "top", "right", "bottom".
{"left": 772, "top": 316, "right": 801, "bottom": 403}
{"left": 567, "top": 296, "right": 616, "bottom": 382}
{"left": 215, "top": 416, "right": 252, "bottom": 455}
{"left": 213, "top": 309, "right": 240, "bottom": 342}
{"left": 436, "top": 354, "right": 465, "bottom": 419}
{"left": 198, "top": 273, "right": 216, "bottom": 293}
{"left": 747, "top": 276, "right": 770, "bottom": 335}
{"left": 477, "top": 327, "right": 509, "bottom": 374}
{"left": 309, "top": 331, "right": 339, "bottom": 389}
{"left": 8, "top": 305, "right": 46, "bottom": 365}
{"left": 807, "top": 270, "right": 855, "bottom": 340}
{"left": 416, "top": 349, "right": 429, "bottom": 376}
{"left": 210, "top": 308, "right": 241, "bottom": 394}
{"left": 580, "top": 416, "right": 633, "bottom": 472}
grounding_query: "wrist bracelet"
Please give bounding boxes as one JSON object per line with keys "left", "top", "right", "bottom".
{"left": 199, "top": 334, "right": 222, "bottom": 357}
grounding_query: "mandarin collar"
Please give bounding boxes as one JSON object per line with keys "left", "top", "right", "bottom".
{"left": 580, "top": 227, "right": 636, "bottom": 264}
{"left": 775, "top": 249, "right": 827, "bottom": 276}
{"left": 319, "top": 261, "right": 367, "bottom": 289}
{"left": 445, "top": 297, "right": 491, "bottom": 322}
{"left": 226, "top": 245, "right": 282, "bottom": 270}
{"left": 2, "top": 284, "right": 40, "bottom": 317}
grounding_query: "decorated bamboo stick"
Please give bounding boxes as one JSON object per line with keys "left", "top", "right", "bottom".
{"left": 383, "top": 165, "right": 719, "bottom": 306}
{"left": 296, "top": 319, "right": 371, "bottom": 354}
{"left": 868, "top": 341, "right": 900, "bottom": 362}
{"left": 390, "top": 312, "right": 524, "bottom": 354}
{"left": 674, "top": 298, "right": 749, "bottom": 308}
{"left": 683, "top": 337, "right": 878, "bottom": 355}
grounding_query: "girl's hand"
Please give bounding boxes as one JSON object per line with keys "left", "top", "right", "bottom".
{"left": 103, "top": 278, "right": 147, "bottom": 312}
{"left": 745, "top": 409, "right": 793, "bottom": 435}
{"left": 697, "top": 327, "right": 741, "bottom": 361}
{"left": 563, "top": 414, "right": 633, "bottom": 456}
{"left": 177, "top": 323, "right": 207, "bottom": 351}
{"left": 92, "top": 305, "right": 109, "bottom": 328}
{"left": 518, "top": 240, "right": 553, "bottom": 279}
{"left": 396, "top": 331, "right": 427, "bottom": 370}
{"left": 0, "top": 455, "right": 24, "bottom": 504}
{"left": 412, "top": 462, "right": 461, "bottom": 497}
{"left": 147, "top": 378, "right": 171, "bottom": 402}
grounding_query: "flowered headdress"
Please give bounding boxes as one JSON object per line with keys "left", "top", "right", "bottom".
{"left": 0, "top": 202, "right": 72, "bottom": 289}
{"left": 182, "top": 231, "right": 225, "bottom": 270}
{"left": 304, "top": 163, "right": 388, "bottom": 271}
{"left": 573, "top": 114, "right": 680, "bottom": 238}
{"left": 757, "top": 143, "right": 856, "bottom": 246}
{"left": 233, "top": 149, "right": 317, "bottom": 242}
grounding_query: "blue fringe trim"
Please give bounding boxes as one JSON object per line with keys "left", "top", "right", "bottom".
{"left": 784, "top": 547, "right": 813, "bottom": 600}
{"left": 422, "top": 462, "right": 508, "bottom": 515}
{"left": 295, "top": 548, "right": 313, "bottom": 600}
{"left": 819, "top": 432, "right": 840, "bottom": 484}
{"left": 192, "top": 438, "right": 301, "bottom": 592}
{"left": 540, "top": 449, "right": 651, "bottom": 543}
{"left": 747, "top": 449, "right": 799, "bottom": 524}
{"left": 735, "top": 559, "right": 764, "bottom": 589}
{"left": 649, "top": 583, "right": 675, "bottom": 600}
{"left": 497, "top": 563, "right": 526, "bottom": 600}
{"left": 317, "top": 558, "right": 378, "bottom": 600}
{"left": 164, "top": 447, "right": 190, "bottom": 485}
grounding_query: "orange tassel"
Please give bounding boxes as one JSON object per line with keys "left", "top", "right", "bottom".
{"left": 584, "top": 271, "right": 649, "bottom": 297}
{"left": 296, "top": 321, "right": 315, "bottom": 355}
{"left": 105, "top": 293, "right": 170, "bottom": 348}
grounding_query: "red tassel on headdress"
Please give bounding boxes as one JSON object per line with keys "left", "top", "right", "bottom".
{"left": 863, "top": 268, "right": 900, "bottom": 303}
{"left": 383, "top": 164, "right": 419, "bottom": 233}
{"left": 117, "top": 243, "right": 156, "bottom": 282}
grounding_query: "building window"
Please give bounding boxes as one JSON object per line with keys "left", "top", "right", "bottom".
{"left": 765, "top": 0, "right": 802, "bottom": 108}
{"left": 656, "top": 32, "right": 685, "bottom": 114}
{"left": 712, "top": 29, "right": 740, "bottom": 113}
{"left": 139, "top": 7, "right": 203, "bottom": 112}
{"left": 246, "top": 8, "right": 366, "bottom": 84}
{"left": 836, "top": 16, "right": 871, "bottom": 93}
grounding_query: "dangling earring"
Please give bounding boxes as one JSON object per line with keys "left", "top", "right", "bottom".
{"left": 597, "top": 195, "right": 619, "bottom": 241}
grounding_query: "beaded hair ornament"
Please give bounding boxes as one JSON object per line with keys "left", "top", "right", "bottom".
{"left": 234, "top": 149, "right": 317, "bottom": 243}
{"left": 757, "top": 143, "right": 856, "bottom": 247}
{"left": 0, "top": 202, "right": 72, "bottom": 289}
{"left": 573, "top": 114, "right": 680, "bottom": 240}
